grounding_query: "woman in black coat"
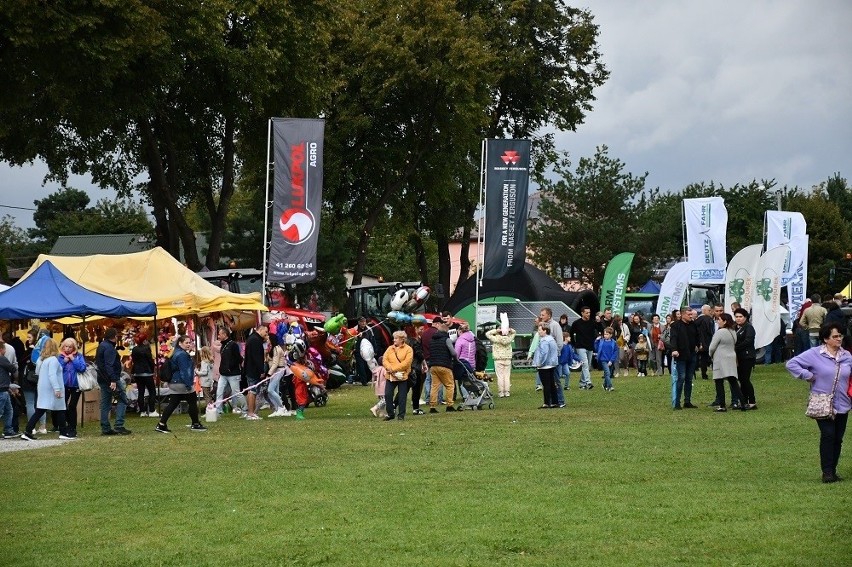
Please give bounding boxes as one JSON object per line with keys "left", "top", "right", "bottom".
{"left": 733, "top": 308, "right": 758, "bottom": 411}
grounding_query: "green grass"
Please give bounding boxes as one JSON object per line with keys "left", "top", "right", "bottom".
{"left": 4, "top": 365, "right": 851, "bottom": 566}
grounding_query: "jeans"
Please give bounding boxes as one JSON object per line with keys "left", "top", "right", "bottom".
{"left": 384, "top": 379, "right": 409, "bottom": 418}
{"left": 553, "top": 373, "right": 566, "bottom": 405}
{"left": 99, "top": 383, "right": 128, "bottom": 432}
{"left": 0, "top": 391, "right": 14, "bottom": 435}
{"left": 65, "top": 388, "right": 81, "bottom": 433}
{"left": 671, "top": 353, "right": 695, "bottom": 407}
{"left": 558, "top": 363, "right": 572, "bottom": 388}
{"left": 737, "top": 359, "right": 757, "bottom": 405}
{"left": 23, "top": 389, "right": 46, "bottom": 427}
{"left": 809, "top": 335, "right": 820, "bottom": 347}
{"left": 161, "top": 392, "right": 200, "bottom": 425}
{"left": 216, "top": 374, "right": 246, "bottom": 412}
{"left": 537, "top": 367, "right": 559, "bottom": 406}
{"left": 267, "top": 370, "right": 284, "bottom": 411}
{"left": 602, "top": 362, "right": 613, "bottom": 390}
{"left": 422, "top": 367, "right": 444, "bottom": 404}
{"left": 27, "top": 408, "right": 67, "bottom": 436}
{"left": 409, "top": 367, "right": 424, "bottom": 410}
{"left": 576, "top": 348, "right": 593, "bottom": 387}
{"left": 817, "top": 412, "right": 848, "bottom": 474}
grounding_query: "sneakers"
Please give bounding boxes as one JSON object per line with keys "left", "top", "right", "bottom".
{"left": 683, "top": 403, "right": 698, "bottom": 409}
{"left": 429, "top": 408, "right": 439, "bottom": 414}
{"left": 139, "top": 411, "right": 149, "bottom": 417}
{"left": 114, "top": 427, "right": 132, "bottom": 435}
{"left": 245, "top": 414, "right": 262, "bottom": 421}
{"left": 446, "top": 406, "right": 457, "bottom": 412}
{"left": 370, "top": 404, "right": 380, "bottom": 417}
{"left": 148, "top": 411, "right": 160, "bottom": 418}
{"left": 418, "top": 399, "right": 426, "bottom": 406}
{"left": 715, "top": 406, "right": 727, "bottom": 412}
{"left": 20, "top": 431, "right": 37, "bottom": 441}
{"left": 232, "top": 407, "right": 244, "bottom": 415}
{"left": 413, "top": 409, "right": 425, "bottom": 415}
{"left": 155, "top": 423, "right": 172, "bottom": 433}
{"left": 295, "top": 409, "right": 305, "bottom": 420}
{"left": 102, "top": 429, "right": 119, "bottom": 436}
{"left": 59, "top": 433, "right": 78, "bottom": 440}
{"left": 3, "top": 432, "right": 18, "bottom": 439}
{"left": 37, "top": 427, "right": 48, "bottom": 435}
{"left": 190, "top": 423, "right": 208, "bottom": 432}
{"left": 535, "top": 385, "right": 543, "bottom": 391}
{"left": 383, "top": 415, "right": 395, "bottom": 421}
{"left": 558, "top": 403, "right": 566, "bottom": 408}
{"left": 268, "top": 409, "right": 286, "bottom": 418}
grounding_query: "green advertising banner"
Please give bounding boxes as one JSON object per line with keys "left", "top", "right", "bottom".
{"left": 600, "top": 252, "right": 635, "bottom": 318}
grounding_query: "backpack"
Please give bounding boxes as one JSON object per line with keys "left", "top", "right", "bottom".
{"left": 159, "top": 356, "right": 174, "bottom": 383}
{"left": 474, "top": 337, "right": 488, "bottom": 372}
{"left": 661, "top": 326, "right": 673, "bottom": 350}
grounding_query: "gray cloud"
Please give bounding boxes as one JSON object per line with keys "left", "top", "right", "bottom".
{"left": 554, "top": 0, "right": 852, "bottom": 191}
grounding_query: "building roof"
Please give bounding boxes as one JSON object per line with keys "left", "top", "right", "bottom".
{"left": 50, "top": 234, "right": 153, "bottom": 256}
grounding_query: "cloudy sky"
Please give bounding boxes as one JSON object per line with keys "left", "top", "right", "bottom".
{"left": 557, "top": 0, "right": 852, "bottom": 193}
{"left": 1, "top": 0, "right": 850, "bottom": 229}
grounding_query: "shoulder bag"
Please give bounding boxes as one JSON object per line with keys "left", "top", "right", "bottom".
{"left": 805, "top": 361, "right": 840, "bottom": 420}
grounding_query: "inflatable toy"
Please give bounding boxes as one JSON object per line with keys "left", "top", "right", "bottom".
{"left": 390, "top": 289, "right": 409, "bottom": 311}
{"left": 323, "top": 313, "right": 347, "bottom": 335}
{"left": 402, "top": 285, "right": 430, "bottom": 312}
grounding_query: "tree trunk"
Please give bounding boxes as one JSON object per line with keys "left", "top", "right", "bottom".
{"left": 410, "top": 232, "right": 429, "bottom": 284}
{"left": 139, "top": 116, "right": 203, "bottom": 270}
{"left": 436, "top": 233, "right": 450, "bottom": 309}
{"left": 203, "top": 116, "right": 236, "bottom": 270}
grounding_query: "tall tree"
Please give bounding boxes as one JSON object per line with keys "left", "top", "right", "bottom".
{"left": 0, "top": 0, "right": 334, "bottom": 270}
{"left": 528, "top": 146, "right": 650, "bottom": 291}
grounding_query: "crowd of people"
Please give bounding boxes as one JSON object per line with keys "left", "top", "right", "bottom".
{"left": 1, "top": 295, "right": 850, "bottom": 485}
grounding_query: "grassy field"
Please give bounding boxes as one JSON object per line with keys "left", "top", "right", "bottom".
{"left": 3, "top": 365, "right": 850, "bottom": 566}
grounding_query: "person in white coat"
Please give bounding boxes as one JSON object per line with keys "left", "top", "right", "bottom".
{"left": 707, "top": 313, "right": 742, "bottom": 412}
{"left": 21, "top": 339, "right": 74, "bottom": 440}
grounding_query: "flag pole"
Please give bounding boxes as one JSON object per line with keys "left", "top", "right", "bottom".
{"left": 475, "top": 139, "right": 487, "bottom": 332}
{"left": 261, "top": 118, "right": 273, "bottom": 303}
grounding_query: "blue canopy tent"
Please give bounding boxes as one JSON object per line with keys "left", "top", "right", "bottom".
{"left": 638, "top": 279, "right": 661, "bottom": 294}
{"left": 0, "top": 261, "right": 157, "bottom": 319}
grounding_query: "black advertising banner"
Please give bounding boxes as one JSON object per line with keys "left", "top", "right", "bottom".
{"left": 482, "top": 139, "right": 531, "bottom": 280}
{"left": 269, "top": 118, "right": 324, "bottom": 283}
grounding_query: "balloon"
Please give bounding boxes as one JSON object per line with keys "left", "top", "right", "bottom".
{"left": 387, "top": 311, "right": 412, "bottom": 325}
{"left": 410, "top": 314, "right": 428, "bottom": 326}
{"left": 390, "top": 289, "right": 409, "bottom": 311}
{"left": 323, "top": 313, "right": 347, "bottom": 334}
{"left": 359, "top": 337, "right": 376, "bottom": 370}
{"left": 402, "top": 285, "right": 430, "bottom": 312}
{"left": 500, "top": 312, "right": 510, "bottom": 335}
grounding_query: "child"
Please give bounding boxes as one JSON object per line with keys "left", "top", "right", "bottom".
{"left": 634, "top": 335, "right": 650, "bottom": 377}
{"left": 595, "top": 327, "right": 619, "bottom": 392}
{"left": 197, "top": 346, "right": 214, "bottom": 405}
{"left": 558, "top": 332, "right": 581, "bottom": 390}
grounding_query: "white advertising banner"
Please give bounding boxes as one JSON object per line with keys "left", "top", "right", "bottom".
{"left": 785, "top": 234, "right": 809, "bottom": 318}
{"left": 684, "top": 197, "right": 728, "bottom": 284}
{"left": 752, "top": 245, "right": 790, "bottom": 349}
{"left": 724, "top": 244, "right": 763, "bottom": 315}
{"left": 765, "top": 210, "right": 807, "bottom": 285}
{"left": 655, "top": 262, "right": 692, "bottom": 318}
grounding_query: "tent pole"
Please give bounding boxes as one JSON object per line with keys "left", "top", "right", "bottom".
{"left": 153, "top": 317, "right": 160, "bottom": 414}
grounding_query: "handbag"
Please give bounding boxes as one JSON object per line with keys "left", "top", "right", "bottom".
{"left": 76, "top": 366, "right": 100, "bottom": 391}
{"left": 805, "top": 361, "right": 840, "bottom": 420}
{"left": 657, "top": 339, "right": 665, "bottom": 351}
{"left": 24, "top": 364, "right": 39, "bottom": 386}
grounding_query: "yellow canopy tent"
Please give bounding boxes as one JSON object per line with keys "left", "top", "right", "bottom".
{"left": 21, "top": 247, "right": 267, "bottom": 318}
{"left": 838, "top": 281, "right": 851, "bottom": 299}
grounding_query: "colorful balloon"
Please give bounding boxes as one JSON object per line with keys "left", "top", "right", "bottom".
{"left": 387, "top": 311, "right": 412, "bottom": 325}
{"left": 323, "top": 313, "right": 347, "bottom": 334}
{"left": 402, "top": 285, "right": 430, "bottom": 312}
{"left": 390, "top": 289, "right": 409, "bottom": 311}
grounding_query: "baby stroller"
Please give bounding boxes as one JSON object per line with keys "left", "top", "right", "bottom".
{"left": 457, "top": 362, "right": 495, "bottom": 411}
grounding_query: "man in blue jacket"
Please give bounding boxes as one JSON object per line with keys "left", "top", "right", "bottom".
{"left": 95, "top": 328, "right": 131, "bottom": 435}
